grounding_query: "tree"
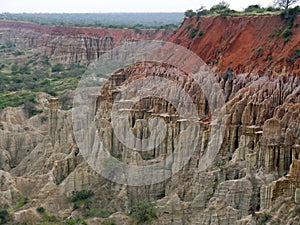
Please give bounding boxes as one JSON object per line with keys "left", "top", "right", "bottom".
{"left": 130, "top": 199, "right": 157, "bottom": 223}
{"left": 184, "top": 9, "right": 196, "bottom": 18}
{"left": 274, "top": 0, "right": 299, "bottom": 18}
{"left": 23, "top": 101, "right": 39, "bottom": 118}
{"left": 196, "top": 6, "right": 210, "bottom": 16}
{"left": 51, "top": 63, "right": 64, "bottom": 72}
{"left": 244, "top": 4, "right": 262, "bottom": 12}
{"left": 210, "top": 1, "right": 230, "bottom": 13}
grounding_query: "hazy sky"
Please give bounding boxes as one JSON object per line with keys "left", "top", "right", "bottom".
{"left": 0, "top": 0, "right": 279, "bottom": 13}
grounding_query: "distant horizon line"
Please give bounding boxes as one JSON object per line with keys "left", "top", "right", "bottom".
{"left": 0, "top": 12, "right": 185, "bottom": 14}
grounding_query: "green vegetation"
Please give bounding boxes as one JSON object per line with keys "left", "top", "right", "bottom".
{"left": 281, "top": 27, "right": 292, "bottom": 37}
{"left": 268, "top": 55, "right": 273, "bottom": 61}
{"left": 187, "top": 23, "right": 194, "bottom": 30}
{"left": 245, "top": 5, "right": 264, "bottom": 13}
{"left": 51, "top": 63, "right": 64, "bottom": 72}
{"left": 209, "top": 1, "right": 232, "bottom": 14}
{"left": 0, "top": 13, "right": 182, "bottom": 30}
{"left": 274, "top": 0, "right": 299, "bottom": 19}
{"left": 14, "top": 197, "right": 28, "bottom": 209}
{"left": 217, "top": 160, "right": 226, "bottom": 169}
{"left": 278, "top": 6, "right": 300, "bottom": 43}
{"left": 184, "top": 2, "right": 299, "bottom": 47}
{"left": 189, "top": 28, "right": 198, "bottom": 39}
{"left": 68, "top": 190, "right": 115, "bottom": 220}
{"left": 63, "top": 218, "right": 88, "bottom": 225}
{"left": 187, "top": 23, "right": 204, "bottom": 39}
{"left": 269, "top": 28, "right": 282, "bottom": 38}
{"left": 286, "top": 49, "right": 300, "bottom": 63}
{"left": 0, "top": 45, "right": 87, "bottom": 111}
{"left": 184, "top": 10, "right": 196, "bottom": 18}
{"left": 103, "top": 220, "right": 117, "bottom": 225}
{"left": 83, "top": 208, "right": 110, "bottom": 218}
{"left": 70, "top": 190, "right": 94, "bottom": 202}
{"left": 0, "top": 208, "right": 9, "bottom": 225}
{"left": 58, "top": 94, "right": 73, "bottom": 110}
{"left": 198, "top": 30, "right": 204, "bottom": 36}
{"left": 24, "top": 101, "right": 43, "bottom": 118}
{"left": 69, "top": 190, "right": 94, "bottom": 211}
{"left": 36, "top": 206, "right": 46, "bottom": 214}
{"left": 35, "top": 208, "right": 59, "bottom": 224}
{"left": 129, "top": 199, "right": 157, "bottom": 224}
{"left": 258, "top": 213, "right": 272, "bottom": 225}
{"left": 257, "top": 46, "right": 263, "bottom": 54}
{"left": 185, "top": 1, "right": 299, "bottom": 18}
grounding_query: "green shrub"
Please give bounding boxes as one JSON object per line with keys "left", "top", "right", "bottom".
{"left": 15, "top": 197, "right": 28, "bottom": 209}
{"left": 41, "top": 211, "right": 58, "bottom": 223}
{"left": 284, "top": 37, "right": 291, "bottom": 44}
{"left": 129, "top": 199, "right": 157, "bottom": 223}
{"left": 257, "top": 46, "right": 263, "bottom": 53}
{"left": 59, "top": 94, "right": 72, "bottom": 110}
{"left": 0, "top": 209, "right": 9, "bottom": 225}
{"left": 196, "top": 9, "right": 210, "bottom": 17}
{"left": 11, "top": 63, "right": 19, "bottom": 74}
{"left": 210, "top": 1, "right": 230, "bottom": 14}
{"left": 51, "top": 63, "right": 64, "bottom": 72}
{"left": 189, "top": 28, "right": 198, "bottom": 39}
{"left": 13, "top": 50, "right": 24, "bottom": 57}
{"left": 281, "top": 28, "right": 292, "bottom": 38}
{"left": 187, "top": 23, "right": 194, "bottom": 30}
{"left": 42, "top": 56, "right": 50, "bottom": 65}
{"left": 270, "top": 28, "right": 281, "bottom": 38}
{"left": 73, "top": 202, "right": 80, "bottom": 210}
{"left": 70, "top": 190, "right": 94, "bottom": 202}
{"left": 23, "top": 101, "right": 41, "bottom": 118}
{"left": 19, "top": 65, "right": 31, "bottom": 74}
{"left": 243, "top": 4, "right": 268, "bottom": 14}
{"left": 198, "top": 30, "right": 204, "bottom": 36}
{"left": 266, "top": 6, "right": 281, "bottom": 12}
{"left": 184, "top": 9, "right": 196, "bottom": 18}
{"left": 83, "top": 208, "right": 110, "bottom": 218}
{"left": 63, "top": 218, "right": 87, "bottom": 225}
{"left": 5, "top": 40, "right": 15, "bottom": 48}
{"left": 36, "top": 206, "right": 46, "bottom": 214}
{"left": 258, "top": 213, "right": 271, "bottom": 225}
{"left": 245, "top": 5, "right": 262, "bottom": 13}
{"left": 103, "top": 220, "right": 117, "bottom": 225}
{"left": 141, "top": 152, "right": 154, "bottom": 160}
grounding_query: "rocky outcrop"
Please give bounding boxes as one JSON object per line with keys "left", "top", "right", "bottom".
{"left": 261, "top": 159, "right": 300, "bottom": 209}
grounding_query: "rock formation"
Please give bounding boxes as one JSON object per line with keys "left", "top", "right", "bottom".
{"left": 0, "top": 15, "right": 299, "bottom": 224}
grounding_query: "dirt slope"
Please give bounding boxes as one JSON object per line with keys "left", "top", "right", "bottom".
{"left": 168, "top": 15, "right": 300, "bottom": 75}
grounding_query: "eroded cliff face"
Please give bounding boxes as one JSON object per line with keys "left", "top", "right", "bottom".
{"left": 0, "top": 21, "right": 172, "bottom": 65}
{"left": 169, "top": 16, "right": 300, "bottom": 75}
{"left": 91, "top": 62, "right": 300, "bottom": 224}
{"left": 0, "top": 16, "right": 300, "bottom": 225}
{"left": 2, "top": 16, "right": 300, "bottom": 75}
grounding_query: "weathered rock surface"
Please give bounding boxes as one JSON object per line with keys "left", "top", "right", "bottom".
{"left": 0, "top": 16, "right": 299, "bottom": 224}
{"left": 0, "top": 21, "right": 171, "bottom": 65}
